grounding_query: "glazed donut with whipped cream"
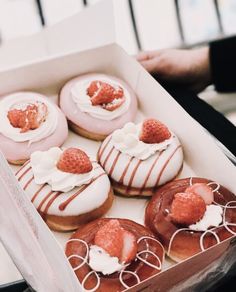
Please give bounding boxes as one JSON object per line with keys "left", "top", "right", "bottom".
{"left": 65, "top": 218, "right": 164, "bottom": 292}
{"left": 145, "top": 177, "right": 236, "bottom": 262}
{"left": 15, "top": 147, "right": 113, "bottom": 231}
{"left": 59, "top": 73, "right": 137, "bottom": 141}
{"left": 0, "top": 92, "right": 68, "bottom": 165}
{"left": 98, "top": 118, "right": 183, "bottom": 196}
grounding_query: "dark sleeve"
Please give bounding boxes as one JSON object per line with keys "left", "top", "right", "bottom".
{"left": 209, "top": 36, "right": 236, "bottom": 92}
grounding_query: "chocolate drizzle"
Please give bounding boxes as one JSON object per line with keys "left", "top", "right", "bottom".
{"left": 58, "top": 173, "right": 106, "bottom": 211}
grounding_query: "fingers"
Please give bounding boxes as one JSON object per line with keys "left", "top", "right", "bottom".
{"left": 135, "top": 50, "right": 161, "bottom": 62}
{"left": 139, "top": 59, "right": 158, "bottom": 73}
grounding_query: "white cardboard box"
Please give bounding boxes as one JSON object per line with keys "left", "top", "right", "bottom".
{"left": 0, "top": 43, "right": 236, "bottom": 292}
{"left": 0, "top": 1, "right": 236, "bottom": 291}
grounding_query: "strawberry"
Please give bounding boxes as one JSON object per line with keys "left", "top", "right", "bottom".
{"left": 139, "top": 118, "right": 171, "bottom": 144}
{"left": 94, "top": 219, "right": 137, "bottom": 264}
{"left": 57, "top": 148, "right": 92, "bottom": 174}
{"left": 113, "top": 87, "right": 124, "bottom": 99}
{"left": 120, "top": 230, "right": 137, "bottom": 263}
{"left": 87, "top": 80, "right": 100, "bottom": 97}
{"left": 87, "top": 80, "right": 124, "bottom": 107}
{"left": 185, "top": 183, "right": 214, "bottom": 205}
{"left": 7, "top": 102, "right": 47, "bottom": 133}
{"left": 94, "top": 220, "right": 123, "bottom": 258}
{"left": 104, "top": 97, "right": 125, "bottom": 111}
{"left": 170, "top": 192, "right": 206, "bottom": 225}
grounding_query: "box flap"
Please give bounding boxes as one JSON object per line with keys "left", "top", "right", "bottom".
{"left": 0, "top": 0, "right": 116, "bottom": 70}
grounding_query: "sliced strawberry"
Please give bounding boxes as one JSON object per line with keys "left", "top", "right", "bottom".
{"left": 170, "top": 192, "right": 206, "bottom": 226}
{"left": 87, "top": 80, "right": 124, "bottom": 108}
{"left": 104, "top": 96, "right": 125, "bottom": 111}
{"left": 57, "top": 148, "right": 92, "bottom": 174}
{"left": 139, "top": 118, "right": 171, "bottom": 144}
{"left": 87, "top": 80, "right": 100, "bottom": 97}
{"left": 94, "top": 220, "right": 137, "bottom": 264}
{"left": 94, "top": 220, "right": 123, "bottom": 259}
{"left": 185, "top": 183, "right": 214, "bottom": 205}
{"left": 113, "top": 87, "right": 124, "bottom": 99}
{"left": 120, "top": 230, "right": 137, "bottom": 264}
{"left": 7, "top": 102, "right": 47, "bottom": 133}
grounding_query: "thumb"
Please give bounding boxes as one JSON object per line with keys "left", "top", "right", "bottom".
{"left": 139, "top": 58, "right": 160, "bottom": 73}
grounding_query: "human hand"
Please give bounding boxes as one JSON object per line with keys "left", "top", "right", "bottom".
{"left": 136, "top": 47, "right": 211, "bottom": 93}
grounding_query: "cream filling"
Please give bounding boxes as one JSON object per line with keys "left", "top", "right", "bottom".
{"left": 71, "top": 76, "right": 131, "bottom": 120}
{"left": 112, "top": 122, "right": 173, "bottom": 160}
{"left": 189, "top": 205, "right": 223, "bottom": 231}
{"left": 0, "top": 92, "right": 58, "bottom": 145}
{"left": 88, "top": 245, "right": 125, "bottom": 275}
{"left": 30, "top": 147, "right": 94, "bottom": 192}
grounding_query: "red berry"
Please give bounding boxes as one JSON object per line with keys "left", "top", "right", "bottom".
{"left": 170, "top": 192, "right": 206, "bottom": 225}
{"left": 94, "top": 219, "right": 137, "bottom": 264}
{"left": 7, "top": 102, "right": 47, "bottom": 133}
{"left": 94, "top": 220, "right": 123, "bottom": 259}
{"left": 87, "top": 80, "right": 124, "bottom": 107}
{"left": 104, "top": 97, "right": 125, "bottom": 111}
{"left": 57, "top": 148, "right": 92, "bottom": 174}
{"left": 120, "top": 230, "right": 137, "bottom": 263}
{"left": 139, "top": 118, "right": 171, "bottom": 144}
{"left": 185, "top": 183, "right": 214, "bottom": 205}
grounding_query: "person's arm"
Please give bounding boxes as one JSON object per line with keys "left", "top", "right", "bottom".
{"left": 136, "top": 35, "right": 236, "bottom": 93}
{"left": 210, "top": 36, "right": 236, "bottom": 92}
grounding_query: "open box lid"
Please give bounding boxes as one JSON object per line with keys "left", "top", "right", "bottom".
{"left": 0, "top": 0, "right": 117, "bottom": 71}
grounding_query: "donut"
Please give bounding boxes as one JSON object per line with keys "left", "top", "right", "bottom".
{"left": 98, "top": 118, "right": 183, "bottom": 196}
{"left": 65, "top": 218, "right": 164, "bottom": 291}
{"left": 145, "top": 177, "right": 236, "bottom": 262}
{"left": 59, "top": 73, "right": 137, "bottom": 141}
{"left": 15, "top": 147, "right": 113, "bottom": 231}
{"left": 0, "top": 91, "right": 68, "bottom": 165}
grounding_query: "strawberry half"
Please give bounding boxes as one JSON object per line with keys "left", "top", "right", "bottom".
{"left": 120, "top": 230, "right": 137, "bottom": 263}
{"left": 7, "top": 102, "right": 47, "bottom": 133}
{"left": 185, "top": 183, "right": 214, "bottom": 205}
{"left": 57, "top": 148, "right": 92, "bottom": 174}
{"left": 139, "top": 118, "right": 171, "bottom": 144}
{"left": 87, "top": 80, "right": 124, "bottom": 109}
{"left": 94, "top": 219, "right": 137, "bottom": 264}
{"left": 94, "top": 220, "right": 123, "bottom": 259}
{"left": 170, "top": 192, "right": 206, "bottom": 225}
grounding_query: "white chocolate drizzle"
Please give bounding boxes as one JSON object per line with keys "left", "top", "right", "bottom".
{"left": 66, "top": 235, "right": 164, "bottom": 291}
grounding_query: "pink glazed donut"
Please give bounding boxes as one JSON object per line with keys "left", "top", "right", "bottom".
{"left": 59, "top": 73, "right": 138, "bottom": 141}
{"left": 0, "top": 92, "right": 68, "bottom": 165}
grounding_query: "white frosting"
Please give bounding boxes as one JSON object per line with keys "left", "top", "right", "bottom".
{"left": 112, "top": 122, "right": 173, "bottom": 160}
{"left": 0, "top": 92, "right": 58, "bottom": 145}
{"left": 99, "top": 133, "right": 183, "bottom": 189}
{"left": 88, "top": 245, "right": 125, "bottom": 275}
{"left": 189, "top": 205, "right": 223, "bottom": 231}
{"left": 16, "top": 160, "right": 110, "bottom": 217}
{"left": 30, "top": 147, "right": 94, "bottom": 192}
{"left": 71, "top": 76, "right": 131, "bottom": 120}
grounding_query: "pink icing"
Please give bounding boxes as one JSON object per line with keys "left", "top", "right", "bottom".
{"left": 59, "top": 74, "right": 138, "bottom": 136}
{"left": 0, "top": 108, "right": 68, "bottom": 161}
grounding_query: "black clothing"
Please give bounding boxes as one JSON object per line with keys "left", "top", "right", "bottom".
{"left": 210, "top": 36, "right": 236, "bottom": 92}
{"left": 162, "top": 84, "right": 236, "bottom": 156}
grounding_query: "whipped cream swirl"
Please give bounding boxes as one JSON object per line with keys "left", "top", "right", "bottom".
{"left": 0, "top": 92, "right": 58, "bottom": 145}
{"left": 189, "top": 205, "right": 223, "bottom": 231}
{"left": 112, "top": 122, "right": 173, "bottom": 160}
{"left": 71, "top": 75, "right": 131, "bottom": 120}
{"left": 30, "top": 147, "right": 94, "bottom": 192}
{"left": 89, "top": 245, "right": 125, "bottom": 275}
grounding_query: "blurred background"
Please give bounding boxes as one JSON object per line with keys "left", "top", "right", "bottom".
{"left": 0, "top": 0, "right": 236, "bottom": 123}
